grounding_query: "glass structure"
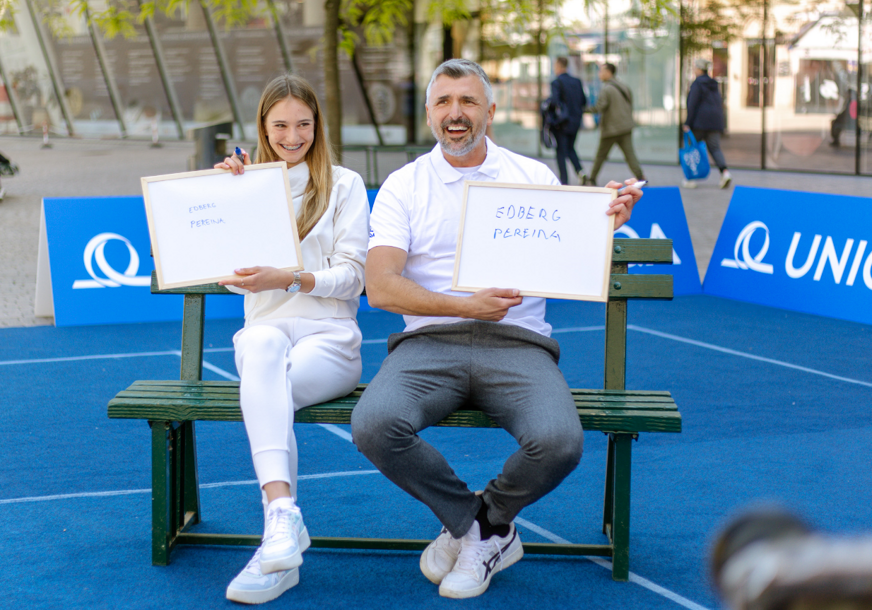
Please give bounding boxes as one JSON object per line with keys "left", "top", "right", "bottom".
{"left": 696, "top": 0, "right": 871, "bottom": 174}
{"left": 0, "top": 0, "right": 870, "bottom": 175}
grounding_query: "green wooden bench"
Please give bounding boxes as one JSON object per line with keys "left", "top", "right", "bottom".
{"left": 107, "top": 237, "right": 681, "bottom": 581}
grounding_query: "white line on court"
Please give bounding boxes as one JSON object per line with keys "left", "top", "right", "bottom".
{"left": 0, "top": 470, "right": 380, "bottom": 506}
{"left": 0, "top": 349, "right": 182, "bottom": 366}
{"left": 202, "top": 360, "right": 239, "bottom": 381}
{"left": 514, "top": 517, "right": 712, "bottom": 610}
{"left": 628, "top": 324, "right": 872, "bottom": 388}
{"left": 318, "top": 423, "right": 354, "bottom": 442}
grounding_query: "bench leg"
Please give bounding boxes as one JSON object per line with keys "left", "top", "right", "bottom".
{"left": 181, "top": 421, "right": 201, "bottom": 528}
{"left": 602, "top": 434, "right": 616, "bottom": 536}
{"left": 610, "top": 433, "right": 632, "bottom": 581}
{"left": 151, "top": 421, "right": 172, "bottom": 566}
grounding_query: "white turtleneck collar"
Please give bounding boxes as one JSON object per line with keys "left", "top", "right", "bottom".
{"left": 287, "top": 162, "right": 310, "bottom": 200}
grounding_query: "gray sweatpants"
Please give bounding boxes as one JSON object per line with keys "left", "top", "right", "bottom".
{"left": 351, "top": 321, "right": 584, "bottom": 539}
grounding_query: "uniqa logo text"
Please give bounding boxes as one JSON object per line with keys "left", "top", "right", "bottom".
{"left": 785, "top": 233, "right": 872, "bottom": 287}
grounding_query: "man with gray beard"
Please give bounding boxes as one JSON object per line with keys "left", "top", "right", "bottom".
{"left": 351, "top": 59, "right": 643, "bottom": 599}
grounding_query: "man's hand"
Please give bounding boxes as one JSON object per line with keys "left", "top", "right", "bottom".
{"left": 366, "top": 246, "right": 524, "bottom": 319}
{"left": 682, "top": 125, "right": 690, "bottom": 133}
{"left": 461, "top": 288, "right": 523, "bottom": 321}
{"left": 604, "top": 178, "right": 643, "bottom": 230}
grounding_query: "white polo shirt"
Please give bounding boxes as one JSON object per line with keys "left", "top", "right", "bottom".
{"left": 368, "top": 137, "right": 559, "bottom": 336}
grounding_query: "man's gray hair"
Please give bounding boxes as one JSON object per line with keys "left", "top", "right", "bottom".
{"left": 425, "top": 59, "right": 494, "bottom": 106}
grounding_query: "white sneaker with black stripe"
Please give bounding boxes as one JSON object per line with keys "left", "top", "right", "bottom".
{"left": 226, "top": 546, "right": 299, "bottom": 604}
{"left": 438, "top": 520, "right": 524, "bottom": 599}
{"left": 420, "top": 526, "right": 463, "bottom": 584}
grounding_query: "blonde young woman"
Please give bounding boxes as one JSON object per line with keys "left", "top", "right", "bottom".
{"left": 214, "top": 74, "right": 369, "bottom": 604}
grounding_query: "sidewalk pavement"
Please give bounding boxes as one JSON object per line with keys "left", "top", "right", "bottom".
{"left": 1, "top": 135, "right": 870, "bottom": 328}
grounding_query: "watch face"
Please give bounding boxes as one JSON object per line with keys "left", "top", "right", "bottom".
{"left": 287, "top": 273, "right": 301, "bottom": 293}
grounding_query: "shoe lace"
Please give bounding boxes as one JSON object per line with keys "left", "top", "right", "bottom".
{"left": 454, "top": 536, "right": 502, "bottom": 575}
{"left": 264, "top": 505, "right": 298, "bottom": 543}
{"left": 243, "top": 547, "right": 264, "bottom": 576}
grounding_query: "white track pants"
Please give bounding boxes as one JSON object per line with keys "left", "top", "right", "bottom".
{"left": 233, "top": 317, "right": 362, "bottom": 502}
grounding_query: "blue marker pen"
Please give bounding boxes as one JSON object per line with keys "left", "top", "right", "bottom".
{"left": 234, "top": 147, "right": 246, "bottom": 164}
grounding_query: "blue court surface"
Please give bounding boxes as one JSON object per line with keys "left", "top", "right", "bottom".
{"left": 2, "top": 295, "right": 871, "bottom": 609}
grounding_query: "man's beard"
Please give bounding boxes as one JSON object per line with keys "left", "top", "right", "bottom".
{"left": 431, "top": 116, "right": 486, "bottom": 158}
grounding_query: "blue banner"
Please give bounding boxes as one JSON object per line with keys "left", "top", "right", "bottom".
{"left": 614, "top": 186, "right": 700, "bottom": 295}
{"left": 44, "top": 196, "right": 243, "bottom": 326}
{"left": 704, "top": 186, "right": 872, "bottom": 325}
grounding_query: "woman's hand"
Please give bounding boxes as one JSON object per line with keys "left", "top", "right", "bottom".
{"left": 219, "top": 266, "right": 315, "bottom": 294}
{"left": 213, "top": 149, "right": 250, "bottom": 175}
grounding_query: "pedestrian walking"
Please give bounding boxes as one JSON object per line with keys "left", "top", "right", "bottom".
{"left": 549, "top": 56, "right": 587, "bottom": 185}
{"left": 683, "top": 58, "right": 732, "bottom": 189}
{"left": 586, "top": 63, "right": 645, "bottom": 186}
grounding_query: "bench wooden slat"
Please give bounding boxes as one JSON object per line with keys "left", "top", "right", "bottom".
{"left": 608, "top": 274, "right": 672, "bottom": 299}
{"left": 109, "top": 395, "right": 677, "bottom": 413}
{"left": 107, "top": 398, "right": 680, "bottom": 433}
{"left": 124, "top": 380, "right": 673, "bottom": 399}
{"left": 108, "top": 379, "right": 681, "bottom": 434}
{"left": 611, "top": 238, "right": 672, "bottom": 264}
{"left": 151, "top": 272, "right": 673, "bottom": 298}
{"left": 149, "top": 239, "right": 674, "bottom": 296}
{"left": 112, "top": 391, "right": 677, "bottom": 413}
{"left": 120, "top": 381, "right": 672, "bottom": 396}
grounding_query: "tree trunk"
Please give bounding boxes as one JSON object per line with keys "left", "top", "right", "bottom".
{"left": 407, "top": 11, "right": 417, "bottom": 144}
{"left": 324, "top": 0, "right": 343, "bottom": 163}
{"left": 443, "top": 24, "right": 453, "bottom": 62}
{"left": 536, "top": 0, "right": 544, "bottom": 157}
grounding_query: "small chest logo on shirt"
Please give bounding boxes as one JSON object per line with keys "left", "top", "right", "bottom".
{"left": 369, "top": 228, "right": 375, "bottom": 238}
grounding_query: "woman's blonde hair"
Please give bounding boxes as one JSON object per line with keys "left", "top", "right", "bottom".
{"left": 255, "top": 74, "right": 334, "bottom": 241}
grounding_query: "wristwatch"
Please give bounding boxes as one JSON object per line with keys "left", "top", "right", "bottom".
{"left": 286, "top": 271, "right": 302, "bottom": 294}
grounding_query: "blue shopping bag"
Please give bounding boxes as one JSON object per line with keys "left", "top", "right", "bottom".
{"left": 680, "top": 132, "right": 710, "bottom": 180}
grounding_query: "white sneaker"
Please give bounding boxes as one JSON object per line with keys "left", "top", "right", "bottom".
{"left": 259, "top": 498, "right": 311, "bottom": 574}
{"left": 682, "top": 179, "right": 698, "bottom": 189}
{"left": 226, "top": 546, "right": 299, "bottom": 604}
{"left": 719, "top": 170, "right": 733, "bottom": 189}
{"left": 438, "top": 520, "right": 524, "bottom": 599}
{"left": 420, "top": 526, "right": 463, "bottom": 584}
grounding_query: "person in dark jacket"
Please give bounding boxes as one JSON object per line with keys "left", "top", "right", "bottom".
{"left": 683, "top": 58, "right": 732, "bottom": 189}
{"left": 549, "top": 56, "right": 587, "bottom": 184}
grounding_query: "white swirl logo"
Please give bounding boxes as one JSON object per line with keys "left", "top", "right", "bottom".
{"left": 72, "top": 232, "right": 152, "bottom": 289}
{"left": 720, "top": 221, "right": 774, "bottom": 274}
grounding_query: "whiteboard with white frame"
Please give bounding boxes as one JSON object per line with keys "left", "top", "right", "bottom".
{"left": 142, "top": 162, "right": 303, "bottom": 290}
{"left": 452, "top": 181, "right": 616, "bottom": 302}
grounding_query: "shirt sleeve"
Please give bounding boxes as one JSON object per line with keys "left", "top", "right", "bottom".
{"left": 367, "top": 171, "right": 411, "bottom": 252}
{"left": 307, "top": 168, "right": 370, "bottom": 300}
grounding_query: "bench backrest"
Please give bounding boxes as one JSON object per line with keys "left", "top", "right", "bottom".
{"left": 152, "top": 238, "right": 673, "bottom": 391}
